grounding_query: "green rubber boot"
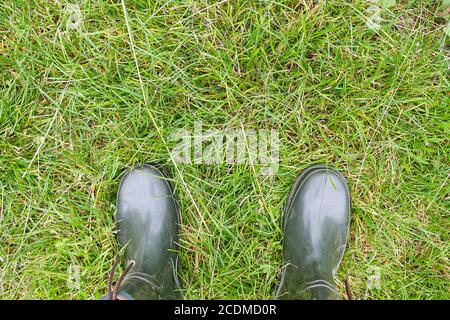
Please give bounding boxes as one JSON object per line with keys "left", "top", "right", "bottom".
{"left": 109, "top": 163, "right": 182, "bottom": 300}
{"left": 276, "top": 165, "right": 351, "bottom": 300}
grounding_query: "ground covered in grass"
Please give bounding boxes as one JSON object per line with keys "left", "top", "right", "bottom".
{"left": 0, "top": 0, "right": 449, "bottom": 299}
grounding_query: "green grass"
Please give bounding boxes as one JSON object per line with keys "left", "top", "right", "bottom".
{"left": 0, "top": 0, "right": 449, "bottom": 299}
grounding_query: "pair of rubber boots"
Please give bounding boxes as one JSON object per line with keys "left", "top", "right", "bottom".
{"left": 106, "top": 163, "right": 350, "bottom": 300}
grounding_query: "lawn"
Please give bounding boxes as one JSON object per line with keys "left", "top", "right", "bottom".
{"left": 0, "top": 0, "right": 448, "bottom": 299}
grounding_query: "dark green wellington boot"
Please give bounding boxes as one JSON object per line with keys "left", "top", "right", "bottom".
{"left": 276, "top": 165, "right": 351, "bottom": 300}
{"left": 108, "top": 163, "right": 182, "bottom": 300}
